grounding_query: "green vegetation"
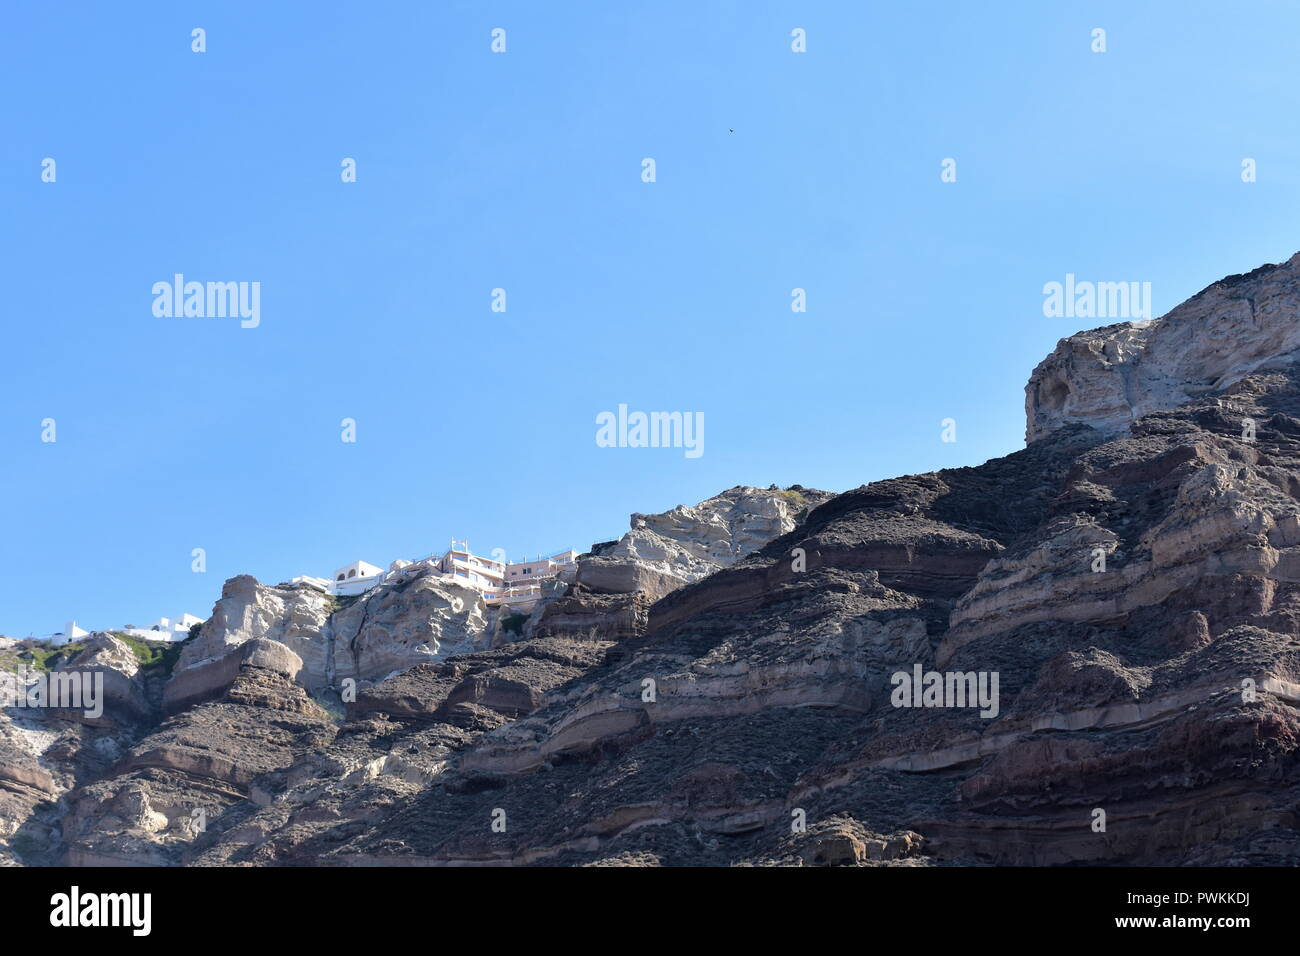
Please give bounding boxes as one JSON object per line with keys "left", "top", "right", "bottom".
{"left": 6, "top": 641, "right": 88, "bottom": 673}
{"left": 110, "top": 631, "right": 171, "bottom": 667}
{"left": 109, "top": 631, "right": 190, "bottom": 675}
{"left": 150, "top": 639, "right": 188, "bottom": 676}
{"left": 0, "top": 625, "right": 200, "bottom": 678}
{"left": 331, "top": 593, "right": 362, "bottom": 613}
{"left": 778, "top": 488, "right": 808, "bottom": 510}
{"left": 29, "top": 646, "right": 76, "bottom": 671}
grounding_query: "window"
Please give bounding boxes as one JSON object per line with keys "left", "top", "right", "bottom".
{"left": 337, "top": 574, "right": 345, "bottom": 581}
{"left": 348, "top": 569, "right": 357, "bottom": 578}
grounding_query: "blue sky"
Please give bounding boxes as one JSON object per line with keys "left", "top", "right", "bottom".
{"left": 4, "top": 1, "right": 1300, "bottom": 637}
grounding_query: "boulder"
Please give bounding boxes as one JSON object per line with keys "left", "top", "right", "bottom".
{"left": 177, "top": 575, "right": 333, "bottom": 686}
{"left": 163, "top": 638, "right": 303, "bottom": 715}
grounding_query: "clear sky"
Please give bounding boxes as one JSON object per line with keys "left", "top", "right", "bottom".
{"left": 4, "top": 1, "right": 1300, "bottom": 637}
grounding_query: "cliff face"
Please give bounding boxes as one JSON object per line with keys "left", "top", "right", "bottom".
{"left": 529, "top": 485, "right": 832, "bottom": 642}
{"left": 12, "top": 254, "right": 1300, "bottom": 866}
{"left": 1026, "top": 252, "right": 1300, "bottom": 442}
{"left": 166, "top": 570, "right": 491, "bottom": 713}
{"left": 316, "top": 359, "right": 1300, "bottom": 866}
{"left": 4, "top": 486, "right": 820, "bottom": 866}
{"left": 0, "top": 634, "right": 162, "bottom": 865}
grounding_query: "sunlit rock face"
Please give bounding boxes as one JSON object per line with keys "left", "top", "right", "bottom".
{"left": 1027, "top": 253, "right": 1300, "bottom": 443}
{"left": 175, "top": 576, "right": 335, "bottom": 689}
{"left": 168, "top": 571, "right": 488, "bottom": 709}
{"left": 529, "top": 485, "right": 833, "bottom": 642}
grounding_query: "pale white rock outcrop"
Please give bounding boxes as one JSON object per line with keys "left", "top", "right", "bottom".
{"left": 54, "top": 633, "right": 152, "bottom": 724}
{"left": 175, "top": 575, "right": 335, "bottom": 686}
{"left": 1026, "top": 252, "right": 1300, "bottom": 442}
{"left": 526, "top": 485, "right": 832, "bottom": 642}
{"left": 329, "top": 573, "right": 488, "bottom": 683}
{"left": 167, "top": 570, "right": 490, "bottom": 707}
{"left": 584, "top": 485, "right": 826, "bottom": 591}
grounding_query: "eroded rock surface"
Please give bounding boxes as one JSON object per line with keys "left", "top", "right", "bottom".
{"left": 15, "top": 254, "right": 1300, "bottom": 867}
{"left": 530, "top": 485, "right": 832, "bottom": 642}
{"left": 0, "top": 633, "right": 161, "bottom": 864}
{"left": 169, "top": 570, "right": 489, "bottom": 709}
{"left": 1027, "top": 252, "right": 1300, "bottom": 442}
{"left": 185, "top": 638, "right": 606, "bottom": 866}
{"left": 62, "top": 653, "right": 335, "bottom": 866}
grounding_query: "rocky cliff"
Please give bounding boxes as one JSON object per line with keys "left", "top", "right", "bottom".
{"left": 1026, "top": 252, "right": 1300, "bottom": 442}
{"left": 528, "top": 485, "right": 832, "bottom": 642}
{"left": 0, "top": 485, "right": 817, "bottom": 865}
{"left": 10, "top": 253, "right": 1300, "bottom": 866}
{"left": 166, "top": 569, "right": 490, "bottom": 713}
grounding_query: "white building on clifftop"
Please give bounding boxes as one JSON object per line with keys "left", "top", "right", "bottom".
{"left": 124, "top": 614, "right": 205, "bottom": 642}
{"left": 330, "top": 560, "right": 385, "bottom": 597}
{"left": 47, "top": 621, "right": 90, "bottom": 646}
{"left": 46, "top": 613, "right": 201, "bottom": 645}
{"left": 298, "top": 542, "right": 578, "bottom": 611}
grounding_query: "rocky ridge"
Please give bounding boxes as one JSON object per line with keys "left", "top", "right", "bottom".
{"left": 528, "top": 485, "right": 832, "bottom": 642}
{"left": 1026, "top": 252, "right": 1300, "bottom": 442}
{"left": 0, "top": 486, "right": 818, "bottom": 865}
{"left": 10, "top": 253, "right": 1300, "bottom": 865}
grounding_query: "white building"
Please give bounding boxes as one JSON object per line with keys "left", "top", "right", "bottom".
{"left": 48, "top": 620, "right": 90, "bottom": 646}
{"left": 302, "top": 544, "right": 580, "bottom": 612}
{"left": 151, "top": 613, "right": 204, "bottom": 639}
{"left": 504, "top": 550, "right": 579, "bottom": 584}
{"left": 288, "top": 574, "right": 332, "bottom": 592}
{"left": 46, "top": 613, "right": 200, "bottom": 645}
{"left": 495, "top": 550, "right": 580, "bottom": 611}
{"left": 330, "top": 560, "right": 386, "bottom": 597}
{"left": 290, "top": 561, "right": 396, "bottom": 598}
{"left": 437, "top": 544, "right": 507, "bottom": 592}
{"left": 427, "top": 544, "right": 579, "bottom": 611}
{"left": 121, "top": 613, "right": 204, "bottom": 642}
